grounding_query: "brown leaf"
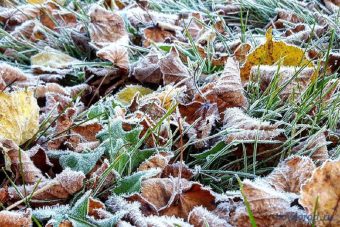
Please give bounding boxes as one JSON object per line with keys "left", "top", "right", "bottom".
{"left": 161, "top": 162, "right": 194, "bottom": 180}
{"left": 223, "top": 108, "right": 284, "bottom": 142}
{"left": 138, "top": 152, "right": 173, "bottom": 172}
{"left": 143, "top": 23, "right": 179, "bottom": 47}
{"left": 140, "top": 177, "right": 216, "bottom": 219}
{"left": 300, "top": 159, "right": 340, "bottom": 226}
{"left": 88, "top": 5, "right": 127, "bottom": 47}
{"left": 28, "top": 145, "right": 54, "bottom": 173}
{"left": 179, "top": 101, "right": 219, "bottom": 148}
{"left": 195, "top": 58, "right": 248, "bottom": 116}
{"left": 232, "top": 179, "right": 310, "bottom": 227}
{"left": 265, "top": 156, "right": 316, "bottom": 193}
{"left": 0, "top": 209, "right": 32, "bottom": 227}
{"left": 0, "top": 63, "right": 30, "bottom": 90}
{"left": 40, "top": 9, "right": 77, "bottom": 30}
{"left": 270, "top": 9, "right": 304, "bottom": 29}
{"left": 327, "top": 52, "right": 340, "bottom": 73}
{"left": 159, "top": 48, "right": 190, "bottom": 85}
{"left": 8, "top": 168, "right": 85, "bottom": 206}
{"left": 96, "top": 42, "right": 129, "bottom": 71}
{"left": 1, "top": 139, "right": 46, "bottom": 184}
{"left": 132, "top": 52, "right": 163, "bottom": 84}
{"left": 189, "top": 206, "right": 232, "bottom": 227}
{"left": 0, "top": 5, "right": 40, "bottom": 26}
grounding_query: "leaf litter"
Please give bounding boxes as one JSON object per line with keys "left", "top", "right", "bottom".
{"left": 0, "top": 0, "right": 339, "bottom": 226}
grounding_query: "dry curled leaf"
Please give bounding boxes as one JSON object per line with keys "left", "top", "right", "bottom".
{"left": 265, "top": 155, "right": 316, "bottom": 193}
{"left": 179, "top": 101, "right": 219, "bottom": 148}
{"left": 300, "top": 159, "right": 340, "bottom": 226}
{"left": 96, "top": 42, "right": 129, "bottom": 70}
{"left": 223, "top": 108, "right": 284, "bottom": 142}
{"left": 0, "top": 209, "right": 32, "bottom": 227}
{"left": 323, "top": 0, "right": 340, "bottom": 13}
{"left": 1, "top": 139, "right": 45, "bottom": 184}
{"left": 241, "top": 28, "right": 314, "bottom": 83}
{"left": 159, "top": 48, "right": 190, "bottom": 85}
{"left": 0, "top": 90, "right": 39, "bottom": 145}
{"left": 195, "top": 58, "right": 248, "bottom": 116}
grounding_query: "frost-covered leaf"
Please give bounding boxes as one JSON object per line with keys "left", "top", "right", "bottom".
{"left": 1, "top": 139, "right": 45, "bottom": 184}
{"left": 88, "top": 5, "right": 128, "bottom": 47}
{"left": 241, "top": 28, "right": 314, "bottom": 82}
{"left": 223, "top": 108, "right": 284, "bottom": 142}
{"left": 31, "top": 46, "right": 81, "bottom": 70}
{"left": 188, "top": 206, "right": 231, "bottom": 227}
{"left": 59, "top": 148, "right": 104, "bottom": 175}
{"left": 232, "top": 179, "right": 310, "bottom": 227}
{"left": 0, "top": 209, "right": 32, "bottom": 226}
{"left": 0, "top": 90, "right": 39, "bottom": 145}
{"left": 8, "top": 168, "right": 85, "bottom": 205}
{"left": 300, "top": 159, "right": 340, "bottom": 226}
{"left": 115, "top": 85, "right": 153, "bottom": 106}
{"left": 139, "top": 177, "right": 216, "bottom": 219}
{"left": 113, "top": 169, "right": 160, "bottom": 195}
{"left": 194, "top": 58, "right": 248, "bottom": 116}
{"left": 265, "top": 155, "right": 315, "bottom": 193}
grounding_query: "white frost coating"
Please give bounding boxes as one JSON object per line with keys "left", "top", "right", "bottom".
{"left": 56, "top": 168, "right": 85, "bottom": 194}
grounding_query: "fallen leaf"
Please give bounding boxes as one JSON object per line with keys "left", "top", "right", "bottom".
{"left": 0, "top": 4, "right": 40, "bottom": 26}
{"left": 0, "top": 90, "right": 39, "bottom": 145}
{"left": 31, "top": 46, "right": 81, "bottom": 70}
{"left": 188, "top": 206, "right": 231, "bottom": 227}
{"left": 140, "top": 177, "right": 216, "bottom": 219}
{"left": 8, "top": 168, "right": 85, "bottom": 206}
{"left": 240, "top": 28, "right": 314, "bottom": 83}
{"left": 96, "top": 42, "right": 129, "bottom": 70}
{"left": 0, "top": 209, "right": 32, "bottom": 227}
{"left": 265, "top": 156, "right": 316, "bottom": 193}
{"left": 292, "top": 132, "right": 329, "bottom": 163}
{"left": 143, "top": 23, "right": 178, "bottom": 47}
{"left": 138, "top": 152, "right": 173, "bottom": 172}
{"left": 323, "top": 0, "right": 339, "bottom": 13}
{"left": 88, "top": 5, "right": 128, "bottom": 47}
{"left": 300, "top": 159, "right": 340, "bottom": 226}
{"left": 1, "top": 139, "right": 45, "bottom": 184}
{"left": 223, "top": 108, "right": 284, "bottom": 142}
{"left": 115, "top": 85, "right": 153, "bottom": 106}
{"left": 159, "top": 48, "right": 190, "bottom": 85}
{"left": 195, "top": 58, "right": 248, "bottom": 116}
{"left": 161, "top": 162, "right": 194, "bottom": 180}
{"left": 232, "top": 179, "right": 310, "bottom": 227}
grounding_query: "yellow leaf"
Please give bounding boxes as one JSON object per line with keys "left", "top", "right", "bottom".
{"left": 0, "top": 90, "right": 39, "bottom": 145}
{"left": 27, "top": 0, "right": 65, "bottom": 5}
{"left": 115, "top": 85, "right": 153, "bottom": 105}
{"left": 31, "top": 47, "right": 80, "bottom": 69}
{"left": 240, "top": 28, "right": 314, "bottom": 82}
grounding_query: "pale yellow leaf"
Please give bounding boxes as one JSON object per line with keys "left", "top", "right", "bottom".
{"left": 0, "top": 90, "right": 39, "bottom": 145}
